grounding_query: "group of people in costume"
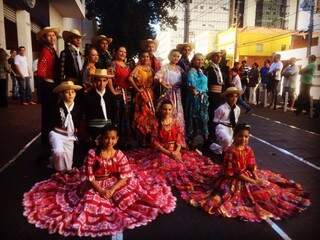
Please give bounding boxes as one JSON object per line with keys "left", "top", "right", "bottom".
{"left": 22, "top": 26, "right": 310, "bottom": 237}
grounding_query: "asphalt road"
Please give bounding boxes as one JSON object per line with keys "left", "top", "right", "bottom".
{"left": 0, "top": 104, "right": 319, "bottom": 240}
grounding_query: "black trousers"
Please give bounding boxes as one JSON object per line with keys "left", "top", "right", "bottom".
{"left": 0, "top": 78, "right": 8, "bottom": 107}
{"left": 208, "top": 92, "right": 222, "bottom": 138}
{"left": 40, "top": 80, "right": 57, "bottom": 146}
{"left": 296, "top": 83, "right": 311, "bottom": 113}
{"left": 270, "top": 79, "right": 280, "bottom": 109}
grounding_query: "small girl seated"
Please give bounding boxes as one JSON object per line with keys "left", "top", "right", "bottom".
{"left": 184, "top": 123, "right": 310, "bottom": 222}
{"left": 23, "top": 125, "right": 176, "bottom": 237}
{"left": 127, "top": 99, "right": 220, "bottom": 191}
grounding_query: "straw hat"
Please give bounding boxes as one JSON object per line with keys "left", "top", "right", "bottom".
{"left": 53, "top": 80, "right": 82, "bottom": 93}
{"left": 206, "top": 50, "right": 222, "bottom": 60}
{"left": 62, "top": 29, "right": 85, "bottom": 42}
{"left": 92, "top": 68, "right": 115, "bottom": 78}
{"left": 37, "top": 26, "right": 60, "bottom": 40}
{"left": 176, "top": 42, "right": 195, "bottom": 52}
{"left": 222, "top": 87, "right": 241, "bottom": 97}
{"left": 92, "top": 35, "right": 113, "bottom": 45}
{"left": 141, "top": 39, "right": 159, "bottom": 51}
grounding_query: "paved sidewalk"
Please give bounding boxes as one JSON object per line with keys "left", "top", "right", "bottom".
{"left": 244, "top": 105, "right": 320, "bottom": 134}
{"left": 0, "top": 99, "right": 41, "bottom": 168}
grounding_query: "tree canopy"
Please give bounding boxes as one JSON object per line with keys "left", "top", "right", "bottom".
{"left": 86, "top": 0, "right": 178, "bottom": 57}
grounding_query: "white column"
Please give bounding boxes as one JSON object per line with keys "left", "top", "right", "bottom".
{"left": 243, "top": 0, "right": 256, "bottom": 27}
{"left": 16, "top": 10, "right": 34, "bottom": 91}
{"left": 0, "top": 0, "right": 6, "bottom": 49}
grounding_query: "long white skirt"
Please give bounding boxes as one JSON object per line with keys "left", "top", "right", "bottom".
{"left": 49, "top": 131, "right": 75, "bottom": 171}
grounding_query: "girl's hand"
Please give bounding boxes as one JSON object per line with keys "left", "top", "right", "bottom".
{"left": 104, "top": 189, "right": 114, "bottom": 198}
{"left": 255, "top": 178, "right": 265, "bottom": 186}
{"left": 172, "top": 151, "right": 182, "bottom": 161}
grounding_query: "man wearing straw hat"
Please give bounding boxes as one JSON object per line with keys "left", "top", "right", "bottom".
{"left": 142, "top": 39, "right": 161, "bottom": 72}
{"left": 59, "top": 29, "right": 85, "bottom": 85}
{"left": 49, "top": 80, "right": 82, "bottom": 171}
{"left": 83, "top": 69, "right": 115, "bottom": 146}
{"left": 177, "top": 42, "right": 194, "bottom": 113}
{"left": 209, "top": 87, "right": 241, "bottom": 155}
{"left": 206, "top": 50, "right": 225, "bottom": 138}
{"left": 177, "top": 42, "right": 194, "bottom": 73}
{"left": 37, "top": 26, "right": 60, "bottom": 147}
{"left": 93, "top": 35, "right": 113, "bottom": 69}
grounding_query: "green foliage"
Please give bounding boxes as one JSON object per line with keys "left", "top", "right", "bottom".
{"left": 86, "top": 0, "right": 178, "bottom": 58}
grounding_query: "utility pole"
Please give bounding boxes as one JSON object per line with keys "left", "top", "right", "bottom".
{"left": 307, "top": 0, "right": 315, "bottom": 57}
{"left": 183, "top": 0, "right": 190, "bottom": 42}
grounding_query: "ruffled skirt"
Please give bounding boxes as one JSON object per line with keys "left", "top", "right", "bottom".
{"left": 23, "top": 168, "right": 176, "bottom": 237}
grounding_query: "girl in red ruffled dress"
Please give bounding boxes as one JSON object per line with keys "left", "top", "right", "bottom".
{"left": 127, "top": 99, "right": 220, "bottom": 191}
{"left": 23, "top": 125, "right": 176, "bottom": 237}
{"left": 182, "top": 123, "right": 311, "bottom": 222}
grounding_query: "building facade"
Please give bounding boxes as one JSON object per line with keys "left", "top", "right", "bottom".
{"left": 0, "top": 0, "right": 95, "bottom": 91}
{"left": 156, "top": 0, "right": 230, "bottom": 60}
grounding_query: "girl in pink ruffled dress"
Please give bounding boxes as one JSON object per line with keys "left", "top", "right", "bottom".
{"left": 23, "top": 125, "right": 176, "bottom": 237}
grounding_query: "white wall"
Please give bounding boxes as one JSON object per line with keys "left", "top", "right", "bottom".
{"left": 243, "top": 0, "right": 257, "bottom": 27}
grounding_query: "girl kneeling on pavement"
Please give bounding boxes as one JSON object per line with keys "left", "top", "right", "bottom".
{"left": 49, "top": 80, "right": 82, "bottom": 171}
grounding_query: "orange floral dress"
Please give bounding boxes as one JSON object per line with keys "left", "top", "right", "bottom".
{"left": 130, "top": 65, "right": 156, "bottom": 136}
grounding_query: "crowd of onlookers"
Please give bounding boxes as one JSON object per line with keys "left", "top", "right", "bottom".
{"left": 226, "top": 53, "right": 318, "bottom": 117}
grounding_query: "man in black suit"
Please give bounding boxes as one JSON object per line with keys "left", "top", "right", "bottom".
{"left": 59, "top": 29, "right": 85, "bottom": 85}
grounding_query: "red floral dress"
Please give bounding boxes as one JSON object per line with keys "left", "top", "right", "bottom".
{"left": 23, "top": 150, "right": 176, "bottom": 237}
{"left": 181, "top": 145, "right": 311, "bottom": 222}
{"left": 127, "top": 120, "right": 220, "bottom": 191}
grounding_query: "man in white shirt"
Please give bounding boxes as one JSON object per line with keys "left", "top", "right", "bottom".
{"left": 268, "top": 54, "right": 283, "bottom": 110}
{"left": 282, "top": 57, "right": 299, "bottom": 110}
{"left": 14, "top": 46, "right": 36, "bottom": 105}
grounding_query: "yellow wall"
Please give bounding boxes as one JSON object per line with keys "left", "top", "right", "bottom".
{"left": 237, "top": 32, "right": 292, "bottom": 57}
{"left": 216, "top": 28, "right": 293, "bottom": 63}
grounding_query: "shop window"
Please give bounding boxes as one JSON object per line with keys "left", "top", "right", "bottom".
{"left": 256, "top": 43, "right": 263, "bottom": 53}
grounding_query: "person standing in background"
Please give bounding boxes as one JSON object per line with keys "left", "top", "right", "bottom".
{"left": 0, "top": 49, "right": 11, "bottom": 107}
{"left": 8, "top": 49, "right": 19, "bottom": 99}
{"left": 14, "top": 46, "right": 35, "bottom": 106}
{"left": 282, "top": 57, "right": 299, "bottom": 111}
{"left": 268, "top": 54, "right": 283, "bottom": 110}
{"left": 248, "top": 62, "right": 260, "bottom": 105}
{"left": 296, "top": 55, "right": 317, "bottom": 115}
{"left": 258, "top": 59, "right": 270, "bottom": 105}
